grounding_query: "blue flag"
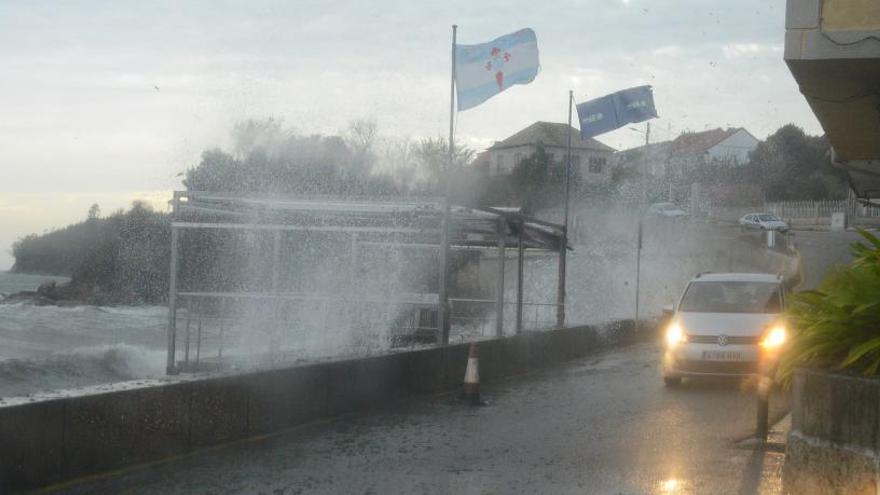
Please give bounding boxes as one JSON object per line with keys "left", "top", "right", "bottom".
{"left": 575, "top": 85, "right": 658, "bottom": 139}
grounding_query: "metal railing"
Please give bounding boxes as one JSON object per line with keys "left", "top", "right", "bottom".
{"left": 169, "top": 293, "right": 565, "bottom": 370}
{"left": 765, "top": 199, "right": 879, "bottom": 219}
{"left": 448, "top": 298, "right": 564, "bottom": 338}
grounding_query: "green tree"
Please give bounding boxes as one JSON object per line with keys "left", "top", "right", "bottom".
{"left": 508, "top": 143, "right": 565, "bottom": 211}
{"left": 749, "top": 124, "right": 847, "bottom": 201}
{"left": 88, "top": 203, "right": 101, "bottom": 220}
{"left": 413, "top": 137, "right": 475, "bottom": 192}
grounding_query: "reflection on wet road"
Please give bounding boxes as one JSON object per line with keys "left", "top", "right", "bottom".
{"left": 67, "top": 343, "right": 788, "bottom": 494}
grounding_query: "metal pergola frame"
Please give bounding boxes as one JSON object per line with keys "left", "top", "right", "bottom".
{"left": 165, "top": 191, "right": 568, "bottom": 374}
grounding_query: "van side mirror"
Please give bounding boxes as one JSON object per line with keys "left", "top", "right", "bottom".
{"left": 662, "top": 304, "right": 674, "bottom": 316}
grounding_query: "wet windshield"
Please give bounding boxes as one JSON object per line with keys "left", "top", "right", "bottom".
{"left": 1, "top": 1, "right": 877, "bottom": 493}
{"left": 679, "top": 281, "right": 781, "bottom": 313}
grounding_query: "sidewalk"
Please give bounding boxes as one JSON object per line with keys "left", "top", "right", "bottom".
{"left": 735, "top": 413, "right": 791, "bottom": 494}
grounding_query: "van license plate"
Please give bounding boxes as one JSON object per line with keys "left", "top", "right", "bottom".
{"left": 703, "top": 351, "right": 742, "bottom": 361}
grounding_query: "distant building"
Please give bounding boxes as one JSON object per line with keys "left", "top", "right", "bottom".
{"left": 666, "top": 127, "right": 759, "bottom": 177}
{"left": 614, "top": 141, "right": 672, "bottom": 177}
{"left": 476, "top": 121, "right": 615, "bottom": 183}
{"left": 613, "top": 127, "right": 760, "bottom": 179}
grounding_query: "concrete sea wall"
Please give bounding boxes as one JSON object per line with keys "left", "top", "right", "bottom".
{"left": 0, "top": 325, "right": 604, "bottom": 492}
{"left": 784, "top": 368, "right": 880, "bottom": 495}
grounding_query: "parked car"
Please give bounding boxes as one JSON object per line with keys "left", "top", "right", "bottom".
{"left": 661, "top": 272, "right": 788, "bottom": 386}
{"left": 739, "top": 213, "right": 789, "bottom": 232}
{"left": 647, "top": 202, "right": 687, "bottom": 218}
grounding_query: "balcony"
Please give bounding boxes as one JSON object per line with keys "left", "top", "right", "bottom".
{"left": 785, "top": 0, "right": 880, "bottom": 197}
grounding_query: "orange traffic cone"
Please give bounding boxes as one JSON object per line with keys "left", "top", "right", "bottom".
{"left": 460, "top": 343, "right": 482, "bottom": 405}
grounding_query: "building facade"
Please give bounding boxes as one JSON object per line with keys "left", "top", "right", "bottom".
{"left": 666, "top": 127, "right": 760, "bottom": 177}
{"left": 475, "top": 121, "right": 616, "bottom": 184}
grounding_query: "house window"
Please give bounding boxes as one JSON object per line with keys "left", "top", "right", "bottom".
{"left": 515, "top": 152, "right": 523, "bottom": 165}
{"left": 589, "top": 156, "right": 606, "bottom": 174}
{"left": 572, "top": 155, "right": 581, "bottom": 170}
{"left": 496, "top": 154, "right": 504, "bottom": 173}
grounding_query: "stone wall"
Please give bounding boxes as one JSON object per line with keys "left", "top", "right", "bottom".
{"left": 784, "top": 368, "right": 880, "bottom": 495}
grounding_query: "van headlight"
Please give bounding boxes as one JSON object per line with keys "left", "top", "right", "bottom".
{"left": 760, "top": 324, "right": 787, "bottom": 350}
{"left": 665, "top": 322, "right": 687, "bottom": 348}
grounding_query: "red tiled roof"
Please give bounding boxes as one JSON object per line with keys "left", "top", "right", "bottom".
{"left": 669, "top": 128, "right": 741, "bottom": 155}
{"left": 489, "top": 121, "right": 615, "bottom": 153}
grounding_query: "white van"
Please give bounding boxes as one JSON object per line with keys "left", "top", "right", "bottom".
{"left": 661, "top": 272, "right": 788, "bottom": 386}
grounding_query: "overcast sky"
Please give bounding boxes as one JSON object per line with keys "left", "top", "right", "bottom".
{"left": 0, "top": 0, "right": 820, "bottom": 270}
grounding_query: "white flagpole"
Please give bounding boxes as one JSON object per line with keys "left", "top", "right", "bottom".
{"left": 438, "top": 24, "right": 457, "bottom": 345}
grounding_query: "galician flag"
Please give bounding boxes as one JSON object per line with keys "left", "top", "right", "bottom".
{"left": 455, "top": 28, "right": 540, "bottom": 111}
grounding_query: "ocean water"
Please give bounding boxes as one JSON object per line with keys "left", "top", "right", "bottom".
{"left": 0, "top": 272, "right": 167, "bottom": 398}
{"left": 0, "top": 272, "right": 69, "bottom": 297}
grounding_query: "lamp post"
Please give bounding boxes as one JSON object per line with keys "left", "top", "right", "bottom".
{"left": 628, "top": 124, "right": 650, "bottom": 327}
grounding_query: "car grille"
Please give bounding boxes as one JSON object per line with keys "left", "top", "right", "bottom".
{"left": 676, "top": 360, "right": 758, "bottom": 375}
{"left": 687, "top": 334, "right": 759, "bottom": 345}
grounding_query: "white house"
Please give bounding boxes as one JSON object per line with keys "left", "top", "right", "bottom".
{"left": 474, "top": 121, "right": 616, "bottom": 183}
{"left": 666, "top": 127, "right": 760, "bottom": 177}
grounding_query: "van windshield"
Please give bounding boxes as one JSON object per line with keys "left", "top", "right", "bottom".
{"left": 679, "top": 281, "right": 781, "bottom": 313}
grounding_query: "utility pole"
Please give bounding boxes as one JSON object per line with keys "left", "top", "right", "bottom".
{"left": 635, "top": 122, "right": 649, "bottom": 327}
{"left": 557, "top": 90, "right": 573, "bottom": 328}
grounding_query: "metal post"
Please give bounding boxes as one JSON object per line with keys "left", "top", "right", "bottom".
{"left": 218, "top": 319, "right": 225, "bottom": 359}
{"left": 634, "top": 216, "right": 643, "bottom": 326}
{"left": 535, "top": 305, "right": 539, "bottom": 330}
{"left": 558, "top": 90, "right": 573, "bottom": 328}
{"left": 756, "top": 391, "right": 769, "bottom": 440}
{"left": 557, "top": 229, "right": 567, "bottom": 328}
{"left": 272, "top": 230, "right": 281, "bottom": 291}
{"left": 642, "top": 122, "right": 650, "bottom": 205}
{"left": 495, "top": 217, "right": 506, "bottom": 337}
{"left": 166, "top": 194, "right": 180, "bottom": 375}
{"left": 437, "top": 24, "right": 457, "bottom": 345}
{"left": 756, "top": 365, "right": 771, "bottom": 440}
{"left": 271, "top": 230, "right": 282, "bottom": 353}
{"left": 184, "top": 298, "right": 192, "bottom": 365}
{"left": 195, "top": 314, "right": 202, "bottom": 365}
{"left": 516, "top": 221, "right": 525, "bottom": 333}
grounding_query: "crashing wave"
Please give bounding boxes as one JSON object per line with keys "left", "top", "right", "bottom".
{"left": 0, "top": 344, "right": 166, "bottom": 398}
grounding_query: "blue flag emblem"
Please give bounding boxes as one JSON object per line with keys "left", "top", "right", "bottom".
{"left": 576, "top": 85, "right": 658, "bottom": 139}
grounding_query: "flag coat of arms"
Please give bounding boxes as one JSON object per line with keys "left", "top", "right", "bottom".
{"left": 455, "top": 28, "right": 540, "bottom": 111}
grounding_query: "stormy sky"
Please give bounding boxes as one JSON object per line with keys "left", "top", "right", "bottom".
{"left": 0, "top": 0, "right": 818, "bottom": 269}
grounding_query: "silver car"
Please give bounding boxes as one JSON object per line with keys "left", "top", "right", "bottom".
{"left": 661, "top": 272, "right": 788, "bottom": 386}
{"left": 739, "top": 213, "right": 789, "bottom": 233}
{"left": 647, "top": 202, "right": 687, "bottom": 218}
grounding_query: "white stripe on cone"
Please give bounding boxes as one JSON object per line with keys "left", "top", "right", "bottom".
{"left": 464, "top": 357, "right": 480, "bottom": 384}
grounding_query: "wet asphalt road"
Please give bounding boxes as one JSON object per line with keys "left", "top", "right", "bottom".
{"left": 789, "top": 229, "right": 860, "bottom": 289}
{"left": 57, "top": 229, "right": 859, "bottom": 495}
{"left": 64, "top": 343, "right": 788, "bottom": 495}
